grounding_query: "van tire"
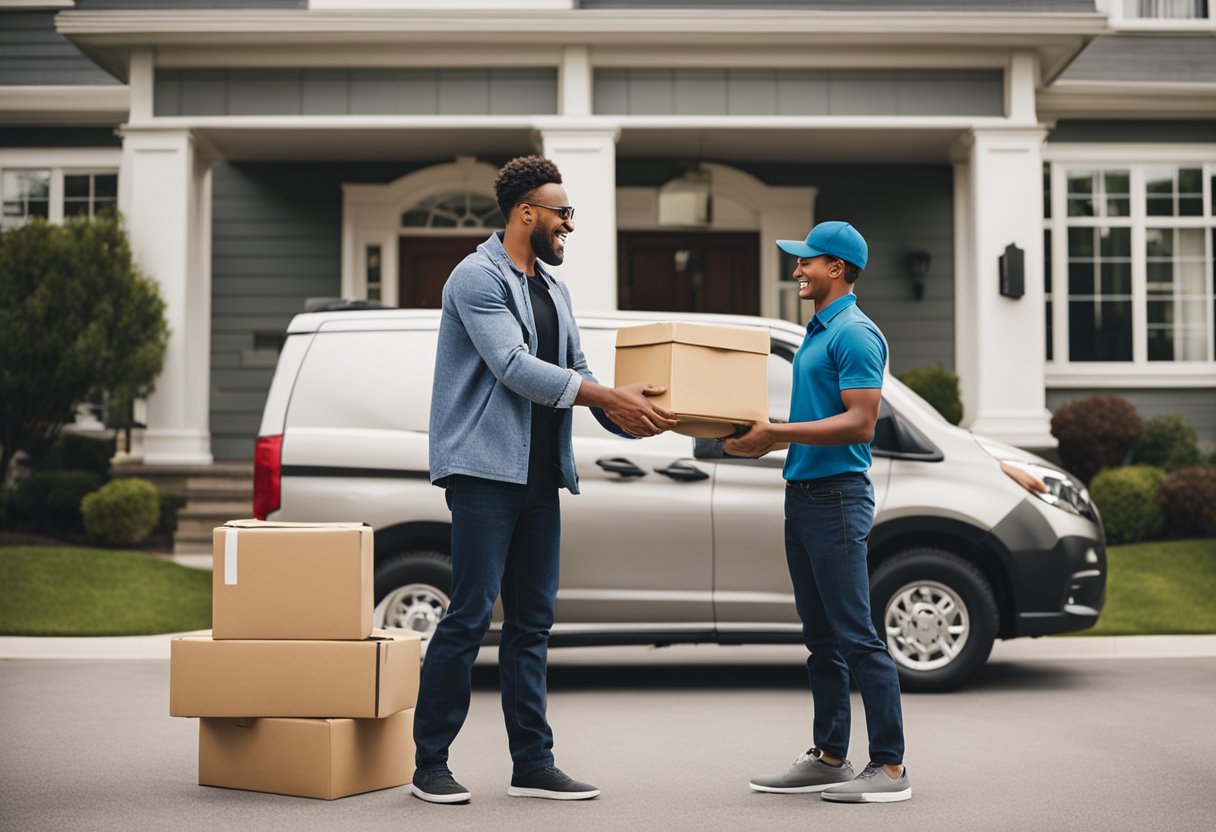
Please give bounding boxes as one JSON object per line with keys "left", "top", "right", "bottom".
{"left": 373, "top": 550, "right": 453, "bottom": 651}
{"left": 870, "top": 548, "right": 998, "bottom": 693}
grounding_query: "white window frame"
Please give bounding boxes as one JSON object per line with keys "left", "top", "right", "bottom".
{"left": 0, "top": 149, "right": 121, "bottom": 226}
{"left": 1043, "top": 143, "right": 1216, "bottom": 389}
{"left": 1105, "top": 0, "right": 1216, "bottom": 30}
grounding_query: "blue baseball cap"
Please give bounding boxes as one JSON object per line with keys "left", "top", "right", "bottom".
{"left": 776, "top": 221, "right": 868, "bottom": 270}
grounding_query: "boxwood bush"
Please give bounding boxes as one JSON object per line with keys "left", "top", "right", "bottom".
{"left": 1050, "top": 395, "right": 1144, "bottom": 484}
{"left": 897, "top": 367, "right": 963, "bottom": 425}
{"left": 1160, "top": 466, "right": 1216, "bottom": 539}
{"left": 1089, "top": 465, "right": 1165, "bottom": 545}
{"left": 1132, "top": 412, "right": 1201, "bottom": 472}
{"left": 9, "top": 470, "right": 104, "bottom": 537}
{"left": 81, "top": 477, "right": 161, "bottom": 548}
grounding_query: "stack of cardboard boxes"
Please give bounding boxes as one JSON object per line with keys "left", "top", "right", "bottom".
{"left": 169, "top": 520, "right": 421, "bottom": 800}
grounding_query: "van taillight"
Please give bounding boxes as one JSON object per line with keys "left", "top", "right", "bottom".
{"left": 253, "top": 434, "right": 283, "bottom": 520}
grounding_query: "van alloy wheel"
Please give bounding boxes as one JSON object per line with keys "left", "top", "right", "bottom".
{"left": 884, "top": 579, "right": 970, "bottom": 672}
{"left": 374, "top": 583, "right": 450, "bottom": 641}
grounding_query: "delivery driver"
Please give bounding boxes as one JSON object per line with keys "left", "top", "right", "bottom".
{"left": 725, "top": 221, "right": 911, "bottom": 804}
{"left": 412, "top": 155, "right": 677, "bottom": 804}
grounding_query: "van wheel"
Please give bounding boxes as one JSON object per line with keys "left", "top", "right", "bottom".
{"left": 870, "top": 548, "right": 998, "bottom": 693}
{"left": 373, "top": 550, "right": 452, "bottom": 657}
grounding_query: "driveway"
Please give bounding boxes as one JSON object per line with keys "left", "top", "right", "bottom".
{"left": 2, "top": 643, "right": 1214, "bottom": 832}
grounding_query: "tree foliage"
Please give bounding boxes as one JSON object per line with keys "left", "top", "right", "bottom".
{"left": 0, "top": 212, "right": 168, "bottom": 480}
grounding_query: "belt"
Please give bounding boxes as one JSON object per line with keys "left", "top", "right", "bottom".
{"left": 786, "top": 472, "right": 867, "bottom": 489}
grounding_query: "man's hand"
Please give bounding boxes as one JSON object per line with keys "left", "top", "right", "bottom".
{"left": 603, "top": 383, "right": 678, "bottom": 437}
{"left": 724, "top": 422, "right": 785, "bottom": 458}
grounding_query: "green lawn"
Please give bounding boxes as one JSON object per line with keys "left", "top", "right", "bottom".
{"left": 0, "top": 546, "right": 211, "bottom": 636}
{"left": 1082, "top": 538, "right": 1216, "bottom": 636}
{"left": 0, "top": 539, "right": 1213, "bottom": 637}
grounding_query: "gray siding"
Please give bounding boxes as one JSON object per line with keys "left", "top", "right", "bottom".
{"left": 156, "top": 69, "right": 558, "bottom": 117}
{"left": 1047, "top": 389, "right": 1216, "bottom": 446}
{"left": 618, "top": 160, "right": 956, "bottom": 376}
{"left": 209, "top": 161, "right": 432, "bottom": 460}
{"left": 1058, "top": 36, "right": 1216, "bottom": 85}
{"left": 595, "top": 69, "right": 1002, "bottom": 117}
{"left": 0, "top": 11, "right": 119, "bottom": 86}
{"left": 1048, "top": 120, "right": 1216, "bottom": 144}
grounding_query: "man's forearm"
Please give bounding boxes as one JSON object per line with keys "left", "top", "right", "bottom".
{"left": 573, "top": 379, "right": 614, "bottom": 409}
{"left": 771, "top": 411, "right": 875, "bottom": 446}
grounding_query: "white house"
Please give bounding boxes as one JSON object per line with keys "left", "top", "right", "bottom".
{"left": 2, "top": 0, "right": 1214, "bottom": 466}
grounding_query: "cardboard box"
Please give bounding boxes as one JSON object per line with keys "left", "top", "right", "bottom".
{"left": 199, "top": 709, "right": 414, "bottom": 800}
{"left": 615, "top": 321, "right": 770, "bottom": 438}
{"left": 170, "top": 631, "right": 420, "bottom": 718}
{"left": 212, "top": 520, "right": 373, "bottom": 641}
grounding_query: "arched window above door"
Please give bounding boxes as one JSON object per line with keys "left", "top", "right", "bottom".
{"left": 401, "top": 192, "right": 504, "bottom": 230}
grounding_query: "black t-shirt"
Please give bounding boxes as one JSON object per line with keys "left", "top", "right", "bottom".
{"left": 527, "top": 275, "right": 561, "bottom": 487}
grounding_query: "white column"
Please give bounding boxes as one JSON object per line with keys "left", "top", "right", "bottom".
{"left": 559, "top": 46, "right": 592, "bottom": 117}
{"left": 119, "top": 127, "right": 213, "bottom": 465}
{"left": 953, "top": 126, "right": 1054, "bottom": 448}
{"left": 536, "top": 124, "right": 620, "bottom": 310}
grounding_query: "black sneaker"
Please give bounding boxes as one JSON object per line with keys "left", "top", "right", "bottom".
{"left": 411, "top": 769, "right": 471, "bottom": 804}
{"left": 508, "top": 765, "right": 600, "bottom": 801}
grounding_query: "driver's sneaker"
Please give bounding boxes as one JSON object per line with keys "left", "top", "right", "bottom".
{"left": 749, "top": 747, "right": 855, "bottom": 793}
{"left": 821, "top": 762, "right": 912, "bottom": 803}
{"left": 410, "top": 769, "right": 471, "bottom": 804}
{"left": 508, "top": 765, "right": 600, "bottom": 800}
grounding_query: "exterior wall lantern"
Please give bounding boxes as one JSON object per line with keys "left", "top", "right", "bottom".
{"left": 906, "top": 250, "right": 931, "bottom": 301}
{"left": 999, "top": 243, "right": 1025, "bottom": 299}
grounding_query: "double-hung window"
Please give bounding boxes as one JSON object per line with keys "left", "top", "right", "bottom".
{"left": 0, "top": 157, "right": 119, "bottom": 230}
{"left": 1044, "top": 155, "right": 1216, "bottom": 381}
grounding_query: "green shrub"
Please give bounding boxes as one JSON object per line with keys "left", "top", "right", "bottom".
{"left": 898, "top": 367, "right": 963, "bottom": 425}
{"left": 1090, "top": 465, "right": 1166, "bottom": 545}
{"left": 9, "top": 470, "right": 103, "bottom": 537}
{"left": 36, "top": 433, "right": 116, "bottom": 479}
{"left": 1160, "top": 466, "right": 1216, "bottom": 539}
{"left": 0, "top": 487, "right": 10, "bottom": 531}
{"left": 81, "top": 477, "right": 161, "bottom": 548}
{"left": 1133, "top": 413, "right": 1201, "bottom": 472}
{"left": 1050, "top": 395, "right": 1144, "bottom": 484}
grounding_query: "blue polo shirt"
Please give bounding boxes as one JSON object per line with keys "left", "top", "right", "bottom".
{"left": 784, "top": 293, "right": 888, "bottom": 482}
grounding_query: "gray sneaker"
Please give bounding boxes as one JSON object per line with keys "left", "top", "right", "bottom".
{"left": 821, "top": 762, "right": 912, "bottom": 803}
{"left": 749, "top": 748, "right": 855, "bottom": 794}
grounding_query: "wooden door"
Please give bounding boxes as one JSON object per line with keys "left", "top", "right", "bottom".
{"left": 618, "top": 232, "right": 760, "bottom": 315}
{"left": 397, "top": 236, "right": 485, "bottom": 309}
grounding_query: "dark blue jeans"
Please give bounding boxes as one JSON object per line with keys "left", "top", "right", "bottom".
{"left": 414, "top": 473, "right": 561, "bottom": 775}
{"left": 784, "top": 472, "right": 905, "bottom": 764}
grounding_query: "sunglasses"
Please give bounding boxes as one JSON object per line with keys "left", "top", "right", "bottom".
{"left": 521, "top": 202, "right": 575, "bottom": 222}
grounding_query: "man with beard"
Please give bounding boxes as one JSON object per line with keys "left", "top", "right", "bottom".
{"left": 412, "top": 155, "right": 677, "bottom": 805}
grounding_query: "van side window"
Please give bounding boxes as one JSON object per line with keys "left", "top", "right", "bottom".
{"left": 285, "top": 329, "right": 439, "bottom": 433}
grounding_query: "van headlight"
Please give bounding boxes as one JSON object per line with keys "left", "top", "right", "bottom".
{"left": 998, "top": 459, "right": 1096, "bottom": 521}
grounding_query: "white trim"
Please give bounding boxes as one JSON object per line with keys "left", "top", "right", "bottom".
{"left": 0, "top": 1, "right": 73, "bottom": 7}
{"left": 588, "top": 45, "right": 1012, "bottom": 69}
{"left": 1046, "top": 366, "right": 1216, "bottom": 388}
{"left": 127, "top": 48, "right": 154, "bottom": 124}
{"left": 156, "top": 44, "right": 564, "bottom": 69}
{"left": 1039, "top": 82, "right": 1216, "bottom": 119}
{"left": 0, "top": 86, "right": 128, "bottom": 123}
{"left": 1045, "top": 143, "right": 1216, "bottom": 163}
{"left": 0, "top": 148, "right": 121, "bottom": 168}
{"left": 1106, "top": 0, "right": 1216, "bottom": 31}
{"left": 312, "top": 0, "right": 573, "bottom": 8}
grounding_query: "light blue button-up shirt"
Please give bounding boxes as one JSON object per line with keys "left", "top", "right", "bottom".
{"left": 428, "top": 232, "right": 621, "bottom": 494}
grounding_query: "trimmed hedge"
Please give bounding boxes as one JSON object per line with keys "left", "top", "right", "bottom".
{"left": 9, "top": 470, "right": 103, "bottom": 537}
{"left": 1132, "top": 412, "right": 1201, "bottom": 472}
{"left": 898, "top": 367, "right": 963, "bottom": 425}
{"left": 1050, "top": 395, "right": 1144, "bottom": 484}
{"left": 37, "top": 434, "right": 116, "bottom": 480}
{"left": 81, "top": 477, "right": 161, "bottom": 548}
{"left": 1089, "top": 465, "right": 1165, "bottom": 545}
{"left": 1161, "top": 466, "right": 1216, "bottom": 539}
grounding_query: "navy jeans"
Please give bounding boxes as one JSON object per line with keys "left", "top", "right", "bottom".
{"left": 784, "top": 472, "right": 905, "bottom": 764}
{"left": 414, "top": 473, "right": 561, "bottom": 775}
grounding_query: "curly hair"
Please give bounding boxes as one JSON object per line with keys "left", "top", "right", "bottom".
{"left": 494, "top": 155, "right": 563, "bottom": 220}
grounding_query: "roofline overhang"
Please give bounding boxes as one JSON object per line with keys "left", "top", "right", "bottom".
{"left": 1039, "top": 81, "right": 1216, "bottom": 120}
{"left": 57, "top": 8, "right": 1108, "bottom": 83}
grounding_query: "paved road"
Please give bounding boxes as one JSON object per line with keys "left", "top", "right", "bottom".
{"left": 2, "top": 646, "right": 1214, "bottom": 832}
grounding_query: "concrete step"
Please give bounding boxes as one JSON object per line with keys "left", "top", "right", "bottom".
{"left": 183, "top": 477, "right": 252, "bottom": 501}
{"left": 177, "top": 501, "right": 251, "bottom": 520}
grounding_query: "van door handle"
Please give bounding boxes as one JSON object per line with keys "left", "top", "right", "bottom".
{"left": 654, "top": 461, "right": 710, "bottom": 482}
{"left": 596, "top": 457, "right": 647, "bottom": 478}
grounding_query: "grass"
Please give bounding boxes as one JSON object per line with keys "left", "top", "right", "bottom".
{"left": 1082, "top": 538, "right": 1216, "bottom": 636}
{"left": 0, "top": 539, "right": 1213, "bottom": 638}
{"left": 0, "top": 546, "right": 211, "bottom": 636}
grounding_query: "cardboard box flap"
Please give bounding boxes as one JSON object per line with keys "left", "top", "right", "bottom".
{"left": 615, "top": 321, "right": 769, "bottom": 355}
{"left": 221, "top": 519, "right": 370, "bottom": 530}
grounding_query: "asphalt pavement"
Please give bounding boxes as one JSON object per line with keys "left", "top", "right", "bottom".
{"left": 2, "top": 641, "right": 1215, "bottom": 832}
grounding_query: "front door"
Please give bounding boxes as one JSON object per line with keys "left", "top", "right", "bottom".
{"left": 397, "top": 236, "right": 484, "bottom": 309}
{"left": 618, "top": 231, "right": 760, "bottom": 315}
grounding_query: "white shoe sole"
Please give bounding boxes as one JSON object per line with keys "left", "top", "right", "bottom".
{"left": 748, "top": 781, "right": 841, "bottom": 794}
{"left": 507, "top": 786, "right": 600, "bottom": 800}
{"left": 410, "top": 784, "right": 471, "bottom": 804}
{"left": 821, "top": 787, "right": 912, "bottom": 803}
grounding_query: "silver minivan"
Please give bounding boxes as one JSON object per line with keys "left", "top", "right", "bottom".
{"left": 256, "top": 307, "right": 1105, "bottom": 692}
